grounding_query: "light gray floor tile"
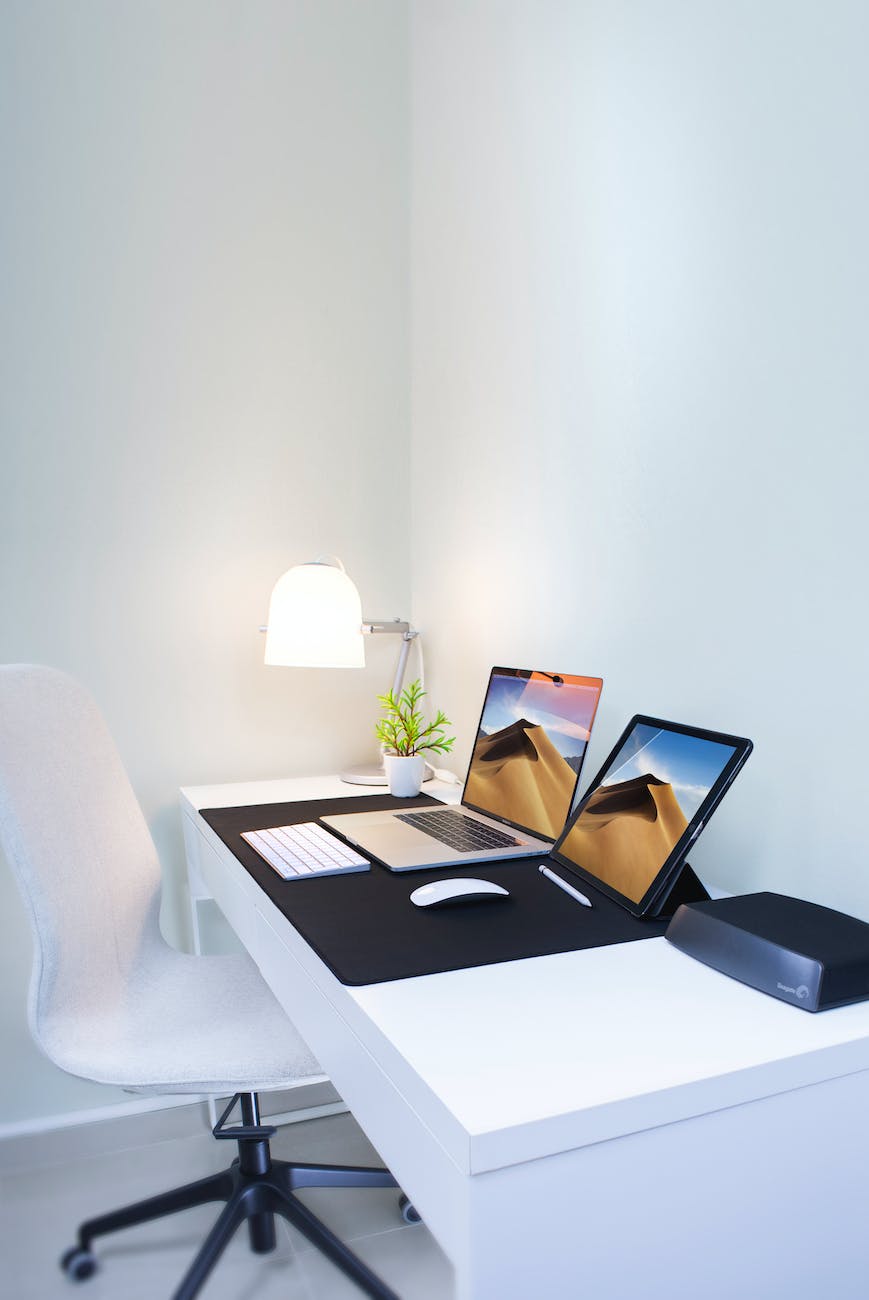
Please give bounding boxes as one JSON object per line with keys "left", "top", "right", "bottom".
{"left": 286, "top": 1185, "right": 415, "bottom": 1255}
{"left": 1, "top": 1111, "right": 453, "bottom": 1300}
{"left": 295, "top": 1223, "right": 455, "bottom": 1300}
{"left": 271, "top": 1110, "right": 384, "bottom": 1167}
{"left": 2, "top": 1130, "right": 294, "bottom": 1275}
{"left": 6, "top": 1243, "right": 315, "bottom": 1300}
{"left": 272, "top": 1111, "right": 414, "bottom": 1249}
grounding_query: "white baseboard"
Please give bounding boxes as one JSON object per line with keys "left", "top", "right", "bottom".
{"left": 0, "top": 1079, "right": 344, "bottom": 1172}
{"left": 0, "top": 1091, "right": 198, "bottom": 1142}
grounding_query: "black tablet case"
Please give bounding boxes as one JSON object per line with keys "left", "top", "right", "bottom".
{"left": 201, "top": 794, "right": 672, "bottom": 985}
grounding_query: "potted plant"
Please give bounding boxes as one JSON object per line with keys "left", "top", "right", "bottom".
{"left": 375, "top": 680, "right": 455, "bottom": 797}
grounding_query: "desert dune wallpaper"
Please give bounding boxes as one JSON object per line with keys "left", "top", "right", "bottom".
{"left": 557, "top": 724, "right": 737, "bottom": 903}
{"left": 464, "top": 670, "right": 601, "bottom": 838}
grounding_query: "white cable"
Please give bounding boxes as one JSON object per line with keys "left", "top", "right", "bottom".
{"left": 415, "top": 628, "right": 425, "bottom": 699}
{"left": 413, "top": 631, "right": 461, "bottom": 785}
{"left": 428, "top": 763, "right": 462, "bottom": 785}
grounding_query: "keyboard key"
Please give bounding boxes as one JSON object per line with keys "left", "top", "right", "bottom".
{"left": 395, "top": 809, "right": 519, "bottom": 852}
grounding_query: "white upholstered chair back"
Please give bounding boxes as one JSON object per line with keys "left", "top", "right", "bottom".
{"left": 0, "top": 664, "right": 168, "bottom": 1060}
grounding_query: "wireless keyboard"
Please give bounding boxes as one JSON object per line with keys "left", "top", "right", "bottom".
{"left": 241, "top": 822, "right": 371, "bottom": 880}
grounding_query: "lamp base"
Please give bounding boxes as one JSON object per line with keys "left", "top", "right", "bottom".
{"left": 340, "top": 761, "right": 434, "bottom": 787}
{"left": 340, "top": 762, "right": 387, "bottom": 786}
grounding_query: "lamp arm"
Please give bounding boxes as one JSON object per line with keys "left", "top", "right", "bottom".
{"left": 391, "top": 630, "right": 417, "bottom": 699}
{"left": 361, "top": 619, "right": 418, "bottom": 701}
{"left": 361, "top": 620, "right": 411, "bottom": 636}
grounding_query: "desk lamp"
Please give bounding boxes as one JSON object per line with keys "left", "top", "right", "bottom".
{"left": 263, "top": 556, "right": 421, "bottom": 785}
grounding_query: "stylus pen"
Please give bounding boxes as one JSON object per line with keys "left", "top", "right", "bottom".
{"left": 539, "top": 863, "right": 593, "bottom": 908}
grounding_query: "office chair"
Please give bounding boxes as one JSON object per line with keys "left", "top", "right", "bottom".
{"left": 0, "top": 664, "right": 411, "bottom": 1300}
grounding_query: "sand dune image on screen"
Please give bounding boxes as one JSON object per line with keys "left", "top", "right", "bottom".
{"left": 558, "top": 774, "right": 689, "bottom": 903}
{"left": 465, "top": 719, "right": 576, "bottom": 839}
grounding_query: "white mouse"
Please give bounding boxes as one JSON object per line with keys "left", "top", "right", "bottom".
{"left": 410, "top": 878, "right": 510, "bottom": 908}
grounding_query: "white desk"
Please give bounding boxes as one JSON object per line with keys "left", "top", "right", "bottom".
{"left": 181, "top": 776, "right": 869, "bottom": 1300}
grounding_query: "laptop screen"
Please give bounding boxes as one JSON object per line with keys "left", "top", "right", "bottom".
{"left": 463, "top": 668, "right": 603, "bottom": 841}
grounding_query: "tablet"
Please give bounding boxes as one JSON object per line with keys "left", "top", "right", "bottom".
{"left": 550, "top": 715, "right": 753, "bottom": 918}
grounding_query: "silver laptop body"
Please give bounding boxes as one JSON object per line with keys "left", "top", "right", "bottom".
{"left": 322, "top": 667, "right": 603, "bottom": 872}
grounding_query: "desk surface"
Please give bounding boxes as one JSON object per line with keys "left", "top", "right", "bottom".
{"left": 181, "top": 775, "right": 869, "bottom": 1178}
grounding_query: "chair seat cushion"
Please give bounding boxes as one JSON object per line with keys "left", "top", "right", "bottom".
{"left": 37, "top": 946, "right": 322, "bottom": 1094}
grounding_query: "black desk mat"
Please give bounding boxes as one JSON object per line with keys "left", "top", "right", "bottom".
{"left": 201, "top": 794, "right": 668, "bottom": 986}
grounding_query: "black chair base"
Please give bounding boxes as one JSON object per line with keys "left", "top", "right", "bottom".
{"left": 59, "top": 1093, "right": 406, "bottom": 1300}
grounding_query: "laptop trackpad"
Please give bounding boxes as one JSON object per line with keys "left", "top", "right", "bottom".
{"left": 334, "top": 817, "right": 456, "bottom": 870}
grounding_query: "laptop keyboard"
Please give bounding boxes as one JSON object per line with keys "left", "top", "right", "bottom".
{"left": 241, "top": 822, "right": 371, "bottom": 879}
{"left": 395, "top": 809, "right": 520, "bottom": 853}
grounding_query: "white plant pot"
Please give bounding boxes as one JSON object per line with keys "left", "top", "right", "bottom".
{"left": 383, "top": 753, "right": 426, "bottom": 798}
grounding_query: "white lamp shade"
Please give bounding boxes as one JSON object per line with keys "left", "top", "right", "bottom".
{"left": 264, "top": 561, "right": 365, "bottom": 668}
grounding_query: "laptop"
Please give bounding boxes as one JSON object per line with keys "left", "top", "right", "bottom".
{"left": 322, "top": 666, "right": 603, "bottom": 871}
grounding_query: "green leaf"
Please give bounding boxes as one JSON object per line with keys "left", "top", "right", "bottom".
{"left": 372, "top": 678, "right": 455, "bottom": 758}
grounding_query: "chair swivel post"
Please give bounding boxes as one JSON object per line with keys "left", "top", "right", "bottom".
{"left": 213, "top": 1092, "right": 276, "bottom": 1252}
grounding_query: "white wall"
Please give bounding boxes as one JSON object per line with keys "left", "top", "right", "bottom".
{"left": 5, "top": 0, "right": 869, "bottom": 1132}
{"left": 0, "top": 1, "right": 409, "bottom": 1125}
{"left": 411, "top": 3, "right": 869, "bottom": 912}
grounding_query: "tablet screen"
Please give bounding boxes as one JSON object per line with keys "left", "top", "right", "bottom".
{"left": 554, "top": 718, "right": 745, "bottom": 909}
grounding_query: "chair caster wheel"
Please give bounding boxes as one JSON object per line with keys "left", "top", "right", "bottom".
{"left": 399, "top": 1193, "right": 421, "bottom": 1225}
{"left": 60, "top": 1246, "right": 98, "bottom": 1281}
